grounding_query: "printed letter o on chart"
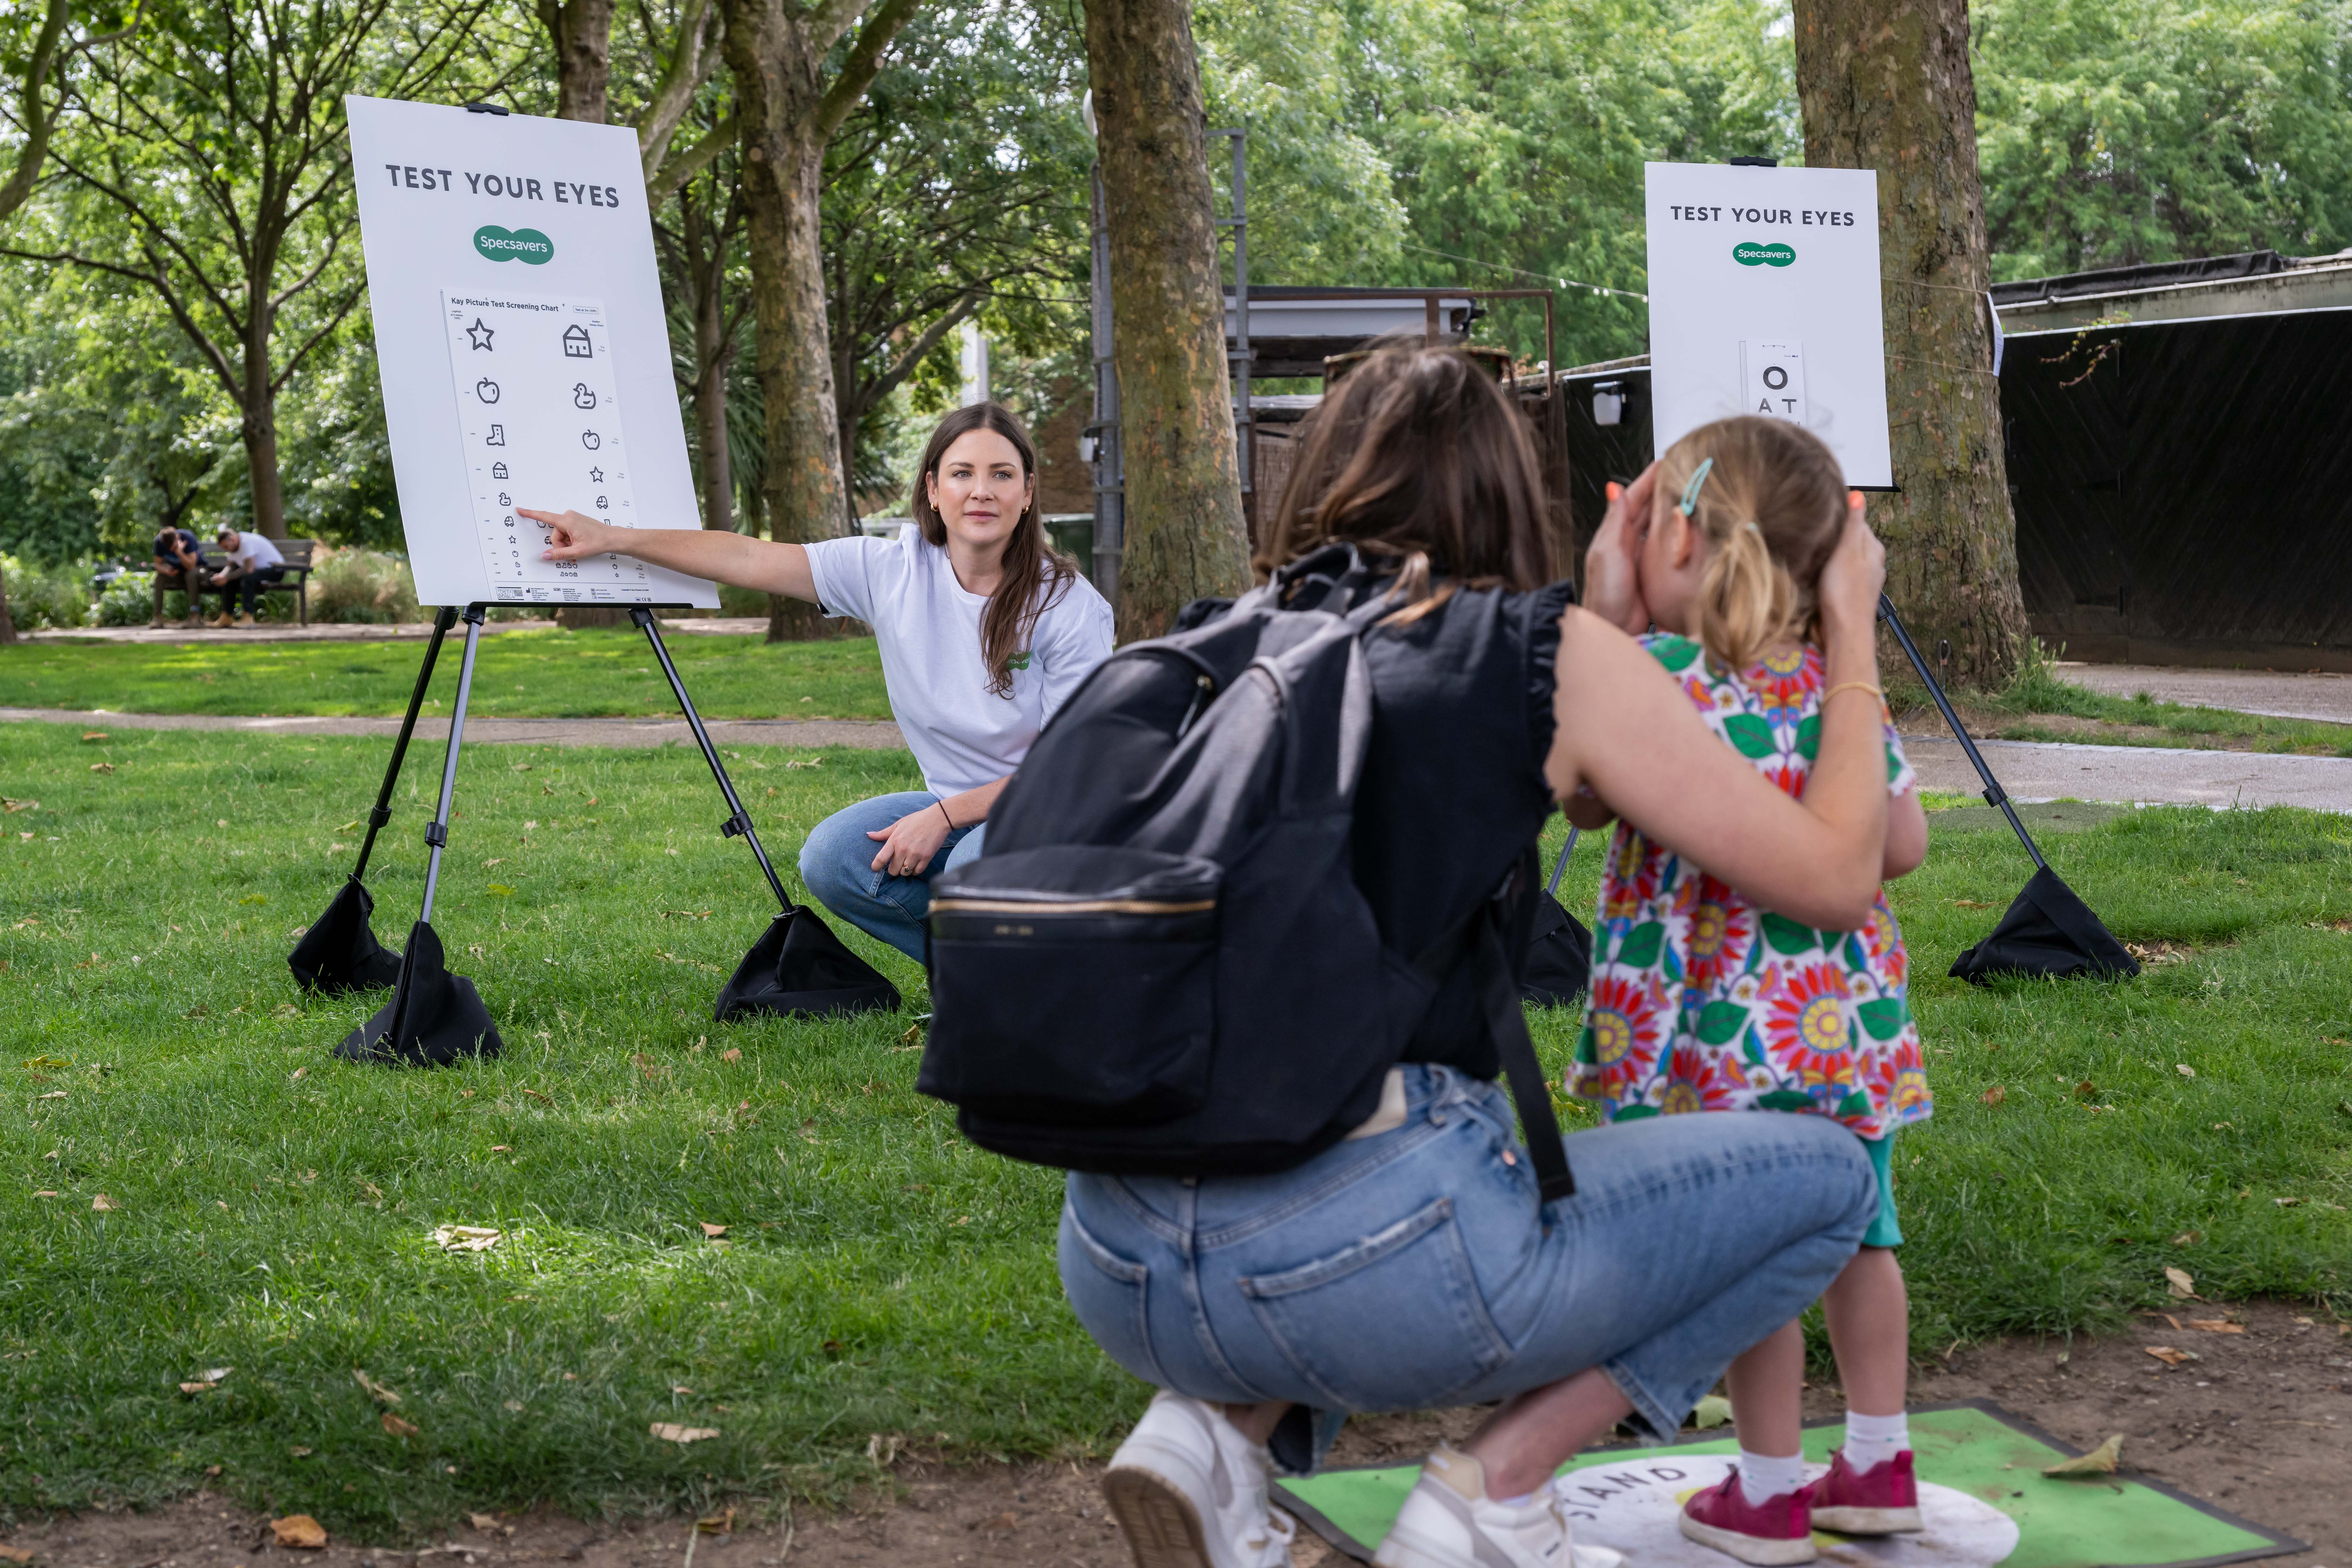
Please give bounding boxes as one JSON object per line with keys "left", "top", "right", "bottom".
{"left": 474, "top": 225, "right": 555, "bottom": 266}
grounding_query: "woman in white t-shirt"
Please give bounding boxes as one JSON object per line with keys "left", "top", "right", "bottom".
{"left": 522, "top": 403, "right": 1115, "bottom": 960}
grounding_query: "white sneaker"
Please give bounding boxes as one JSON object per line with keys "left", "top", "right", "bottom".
{"left": 1373, "top": 1445, "right": 1626, "bottom": 1568}
{"left": 1101, "top": 1390, "right": 1298, "bottom": 1568}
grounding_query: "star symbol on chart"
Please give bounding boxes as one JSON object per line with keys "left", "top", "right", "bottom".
{"left": 465, "top": 316, "right": 495, "bottom": 352}
{"left": 587, "top": 466, "right": 604, "bottom": 483}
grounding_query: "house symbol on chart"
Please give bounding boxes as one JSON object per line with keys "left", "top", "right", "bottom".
{"left": 562, "top": 325, "right": 593, "bottom": 359}
{"left": 491, "top": 461, "right": 510, "bottom": 479}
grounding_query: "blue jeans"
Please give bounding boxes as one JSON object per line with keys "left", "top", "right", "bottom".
{"left": 798, "top": 791, "right": 987, "bottom": 961}
{"left": 1060, "top": 1065, "right": 1877, "bottom": 1470}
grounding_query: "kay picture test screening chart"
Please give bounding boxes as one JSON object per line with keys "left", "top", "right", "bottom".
{"left": 1644, "top": 162, "right": 1894, "bottom": 488}
{"left": 346, "top": 96, "right": 718, "bottom": 609}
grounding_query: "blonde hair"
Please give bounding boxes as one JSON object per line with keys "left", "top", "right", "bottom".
{"left": 1654, "top": 417, "right": 1847, "bottom": 671}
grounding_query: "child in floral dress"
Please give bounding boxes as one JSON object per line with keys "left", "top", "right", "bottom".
{"left": 1565, "top": 417, "right": 1932, "bottom": 1565}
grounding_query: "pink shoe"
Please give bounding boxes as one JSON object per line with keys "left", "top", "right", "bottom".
{"left": 1810, "top": 1448, "right": 1923, "bottom": 1534}
{"left": 1677, "top": 1470, "right": 1816, "bottom": 1565}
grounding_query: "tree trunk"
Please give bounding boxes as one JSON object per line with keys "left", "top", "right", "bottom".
{"left": 727, "top": 0, "right": 849, "bottom": 644}
{"left": 0, "top": 565, "right": 16, "bottom": 645}
{"left": 241, "top": 399, "right": 287, "bottom": 541}
{"left": 695, "top": 337, "right": 735, "bottom": 532}
{"left": 538, "top": 0, "right": 616, "bottom": 123}
{"left": 1794, "top": 0, "right": 2028, "bottom": 690}
{"left": 1083, "top": 0, "right": 1249, "bottom": 642}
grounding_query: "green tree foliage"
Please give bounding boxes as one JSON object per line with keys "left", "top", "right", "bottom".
{"left": 1975, "top": 0, "right": 2352, "bottom": 278}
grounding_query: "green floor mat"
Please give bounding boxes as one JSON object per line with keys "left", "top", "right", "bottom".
{"left": 1273, "top": 1402, "right": 2303, "bottom": 1567}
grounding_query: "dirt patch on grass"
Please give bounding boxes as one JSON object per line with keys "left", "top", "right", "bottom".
{"left": 6, "top": 1302, "right": 2342, "bottom": 1567}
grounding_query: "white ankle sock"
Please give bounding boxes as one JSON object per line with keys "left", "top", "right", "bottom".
{"left": 1736, "top": 1450, "right": 1808, "bottom": 1504}
{"left": 1842, "top": 1410, "right": 1909, "bottom": 1470}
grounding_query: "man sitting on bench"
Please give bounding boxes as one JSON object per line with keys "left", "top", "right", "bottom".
{"left": 152, "top": 526, "right": 209, "bottom": 628}
{"left": 210, "top": 526, "right": 284, "bottom": 628}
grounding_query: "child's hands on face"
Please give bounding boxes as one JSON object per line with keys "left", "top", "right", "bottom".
{"left": 1583, "top": 462, "right": 1659, "bottom": 635}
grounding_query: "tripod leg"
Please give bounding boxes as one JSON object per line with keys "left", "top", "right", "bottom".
{"left": 631, "top": 609, "right": 794, "bottom": 910}
{"left": 418, "top": 606, "right": 487, "bottom": 924}
{"left": 1546, "top": 827, "right": 1580, "bottom": 898}
{"left": 350, "top": 605, "right": 459, "bottom": 884}
{"left": 1878, "top": 595, "right": 2047, "bottom": 870}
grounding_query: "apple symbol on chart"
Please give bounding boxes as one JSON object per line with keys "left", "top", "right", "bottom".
{"left": 581, "top": 430, "right": 601, "bottom": 450}
{"left": 477, "top": 378, "right": 501, "bottom": 404}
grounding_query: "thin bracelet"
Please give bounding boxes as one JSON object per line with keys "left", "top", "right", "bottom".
{"left": 936, "top": 798, "right": 955, "bottom": 832}
{"left": 1822, "top": 680, "right": 1884, "bottom": 704}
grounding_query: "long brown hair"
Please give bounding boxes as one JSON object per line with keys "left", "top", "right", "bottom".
{"left": 1256, "top": 342, "right": 1553, "bottom": 620}
{"left": 910, "top": 402, "right": 1078, "bottom": 697}
{"left": 1654, "top": 417, "right": 1847, "bottom": 670}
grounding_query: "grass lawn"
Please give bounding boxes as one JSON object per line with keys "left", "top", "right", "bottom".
{"left": 0, "top": 628, "right": 892, "bottom": 721}
{"left": 2, "top": 720, "right": 2348, "bottom": 1540}
{"left": 1889, "top": 657, "right": 2352, "bottom": 756}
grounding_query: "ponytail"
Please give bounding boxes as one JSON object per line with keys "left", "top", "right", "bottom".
{"left": 1696, "top": 518, "right": 1797, "bottom": 671}
{"left": 1656, "top": 418, "right": 1848, "bottom": 673}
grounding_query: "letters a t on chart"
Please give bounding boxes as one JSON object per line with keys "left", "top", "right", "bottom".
{"left": 347, "top": 95, "right": 717, "bottom": 608}
{"left": 1644, "top": 163, "right": 1893, "bottom": 488}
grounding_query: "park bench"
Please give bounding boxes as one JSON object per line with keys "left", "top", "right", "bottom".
{"left": 153, "top": 539, "right": 317, "bottom": 626}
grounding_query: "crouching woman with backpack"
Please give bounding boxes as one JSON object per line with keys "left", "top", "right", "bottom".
{"left": 919, "top": 346, "right": 1891, "bottom": 1568}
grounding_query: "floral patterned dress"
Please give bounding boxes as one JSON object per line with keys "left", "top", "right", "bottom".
{"left": 1566, "top": 635, "right": 1932, "bottom": 1140}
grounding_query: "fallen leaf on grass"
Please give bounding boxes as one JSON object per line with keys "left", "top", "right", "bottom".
{"left": 650, "top": 1423, "right": 718, "bottom": 1444}
{"left": 382, "top": 1411, "right": 419, "bottom": 1437}
{"left": 2165, "top": 1266, "right": 2198, "bottom": 1298}
{"left": 2044, "top": 1434, "right": 2124, "bottom": 1476}
{"left": 90, "top": 1194, "right": 117, "bottom": 1212}
{"left": 30, "top": 1191, "right": 56, "bottom": 1198}
{"left": 353, "top": 1369, "right": 401, "bottom": 1405}
{"left": 0, "top": 798, "right": 34, "bottom": 812}
{"left": 270, "top": 1514, "right": 327, "bottom": 1549}
{"left": 289, "top": 1067, "right": 307, "bottom": 1082}
{"left": 2171, "top": 1230, "right": 2202, "bottom": 1246}
{"left": 696, "top": 1508, "right": 736, "bottom": 1535}
{"left": 2145, "top": 1345, "right": 2199, "bottom": 1366}
{"left": 701, "top": 1222, "right": 727, "bottom": 1238}
{"left": 2188, "top": 1319, "right": 2245, "bottom": 1334}
{"left": 87, "top": 762, "right": 113, "bottom": 774}
{"left": 79, "top": 732, "right": 107, "bottom": 742}
{"left": 490, "top": 1145, "right": 511, "bottom": 1153}
{"left": 431, "top": 1225, "right": 500, "bottom": 1251}
{"left": 0, "top": 1542, "right": 34, "bottom": 1561}
{"left": 1981, "top": 1085, "right": 2006, "bottom": 1106}
{"left": 2176, "top": 1063, "right": 2196, "bottom": 1078}
{"left": 467, "top": 1513, "right": 501, "bottom": 1533}
{"left": 35, "top": 1091, "right": 65, "bottom": 1101}
{"left": 523, "top": 1087, "right": 553, "bottom": 1104}
{"left": 2275, "top": 1196, "right": 2303, "bottom": 1207}
{"left": 1692, "top": 1394, "right": 1733, "bottom": 1429}
{"left": 720, "top": 1048, "right": 741, "bottom": 1062}
{"left": 2145, "top": 1312, "right": 2183, "bottom": 1330}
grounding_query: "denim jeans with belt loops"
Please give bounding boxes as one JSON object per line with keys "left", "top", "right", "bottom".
{"left": 1059, "top": 1064, "right": 1878, "bottom": 1472}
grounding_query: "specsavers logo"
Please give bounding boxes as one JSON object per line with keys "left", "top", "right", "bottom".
{"left": 474, "top": 225, "right": 554, "bottom": 265}
{"left": 1733, "top": 240, "right": 1795, "bottom": 268}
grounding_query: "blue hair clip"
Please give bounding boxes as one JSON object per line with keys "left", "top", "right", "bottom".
{"left": 1677, "top": 457, "right": 1715, "bottom": 516}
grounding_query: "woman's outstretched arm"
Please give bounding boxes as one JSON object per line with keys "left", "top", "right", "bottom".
{"left": 519, "top": 508, "right": 820, "bottom": 604}
{"left": 1546, "top": 495, "right": 1890, "bottom": 931}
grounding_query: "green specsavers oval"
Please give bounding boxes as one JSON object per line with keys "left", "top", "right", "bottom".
{"left": 474, "top": 225, "right": 554, "bottom": 265}
{"left": 1733, "top": 240, "right": 1796, "bottom": 268}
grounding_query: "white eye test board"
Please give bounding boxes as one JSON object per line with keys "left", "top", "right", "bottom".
{"left": 1643, "top": 162, "right": 1894, "bottom": 488}
{"left": 346, "top": 95, "right": 719, "bottom": 608}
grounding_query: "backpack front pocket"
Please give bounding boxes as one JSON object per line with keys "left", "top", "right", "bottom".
{"left": 921, "top": 846, "right": 1220, "bottom": 1125}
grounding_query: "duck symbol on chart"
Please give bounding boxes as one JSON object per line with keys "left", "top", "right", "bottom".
{"left": 562, "top": 324, "right": 593, "bottom": 359}
{"left": 466, "top": 318, "right": 495, "bottom": 352}
{"left": 490, "top": 461, "right": 510, "bottom": 479}
{"left": 497, "top": 492, "right": 511, "bottom": 507}
{"left": 588, "top": 466, "right": 604, "bottom": 483}
{"left": 572, "top": 383, "right": 597, "bottom": 409}
{"left": 485, "top": 425, "right": 506, "bottom": 447}
{"left": 581, "top": 430, "right": 601, "bottom": 450}
{"left": 476, "top": 378, "right": 501, "bottom": 404}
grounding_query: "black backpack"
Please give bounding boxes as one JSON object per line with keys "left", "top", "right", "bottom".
{"left": 917, "top": 556, "right": 1574, "bottom": 1202}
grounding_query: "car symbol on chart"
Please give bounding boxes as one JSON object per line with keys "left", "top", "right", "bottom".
{"left": 572, "top": 383, "right": 597, "bottom": 409}
{"left": 595, "top": 495, "right": 608, "bottom": 509}
{"left": 581, "top": 430, "right": 601, "bottom": 450}
{"left": 476, "top": 378, "right": 501, "bottom": 404}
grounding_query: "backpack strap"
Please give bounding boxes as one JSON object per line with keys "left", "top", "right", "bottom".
{"left": 1414, "top": 894, "right": 1578, "bottom": 1206}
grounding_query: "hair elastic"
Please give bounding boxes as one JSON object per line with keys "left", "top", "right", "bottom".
{"left": 1677, "top": 457, "right": 1715, "bottom": 516}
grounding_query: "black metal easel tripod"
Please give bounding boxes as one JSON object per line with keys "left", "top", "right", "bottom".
{"left": 295, "top": 602, "right": 897, "bottom": 1067}
{"left": 1878, "top": 595, "right": 2138, "bottom": 982}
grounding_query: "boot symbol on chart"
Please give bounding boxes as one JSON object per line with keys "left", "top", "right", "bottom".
{"left": 572, "top": 383, "right": 597, "bottom": 409}
{"left": 581, "top": 430, "right": 601, "bottom": 450}
{"left": 476, "top": 378, "right": 501, "bottom": 404}
{"left": 486, "top": 425, "right": 506, "bottom": 446}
